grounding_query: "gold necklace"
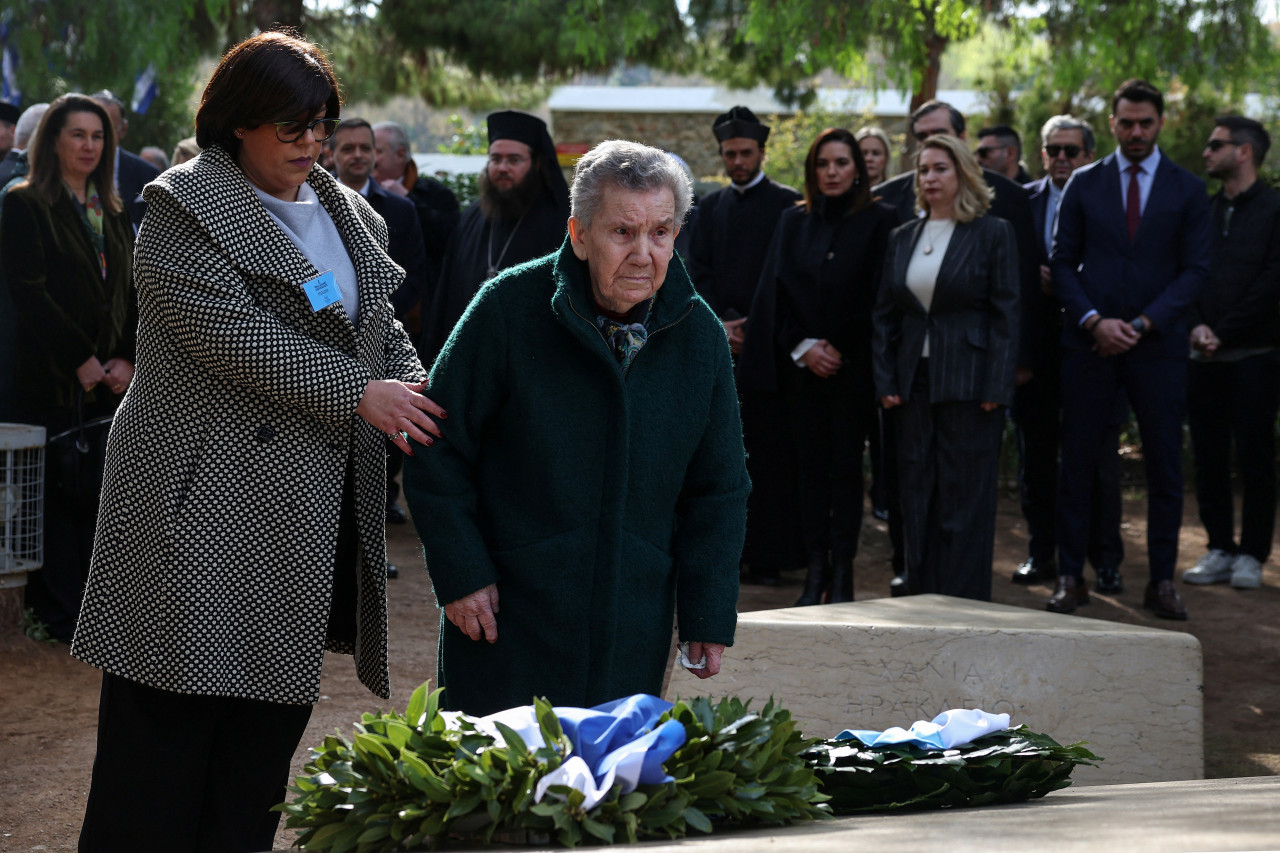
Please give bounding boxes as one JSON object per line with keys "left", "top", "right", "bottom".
{"left": 922, "top": 218, "right": 954, "bottom": 255}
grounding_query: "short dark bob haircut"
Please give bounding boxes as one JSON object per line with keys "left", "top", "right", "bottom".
{"left": 195, "top": 30, "right": 341, "bottom": 157}
{"left": 801, "top": 127, "right": 872, "bottom": 216}
{"left": 26, "top": 93, "right": 121, "bottom": 215}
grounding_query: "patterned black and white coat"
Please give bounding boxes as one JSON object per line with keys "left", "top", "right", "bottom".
{"left": 71, "top": 145, "right": 425, "bottom": 704}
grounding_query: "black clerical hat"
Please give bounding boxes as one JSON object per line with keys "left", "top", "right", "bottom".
{"left": 485, "top": 109, "right": 569, "bottom": 200}
{"left": 0, "top": 102, "right": 19, "bottom": 125}
{"left": 488, "top": 110, "right": 549, "bottom": 150}
{"left": 712, "top": 105, "right": 769, "bottom": 144}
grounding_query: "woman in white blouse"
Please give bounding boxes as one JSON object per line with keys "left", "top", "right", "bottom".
{"left": 871, "top": 133, "right": 1020, "bottom": 602}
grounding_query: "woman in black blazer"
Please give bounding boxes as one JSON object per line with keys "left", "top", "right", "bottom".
{"left": 0, "top": 94, "right": 136, "bottom": 641}
{"left": 871, "top": 133, "right": 1019, "bottom": 601}
{"left": 746, "top": 128, "right": 895, "bottom": 605}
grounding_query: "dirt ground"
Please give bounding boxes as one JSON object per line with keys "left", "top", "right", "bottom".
{"left": 1, "top": 484, "right": 1278, "bottom": 851}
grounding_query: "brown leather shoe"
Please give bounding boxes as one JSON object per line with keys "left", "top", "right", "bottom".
{"left": 1046, "top": 575, "right": 1090, "bottom": 613}
{"left": 1144, "top": 579, "right": 1188, "bottom": 620}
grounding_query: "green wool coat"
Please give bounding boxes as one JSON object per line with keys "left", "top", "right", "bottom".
{"left": 403, "top": 238, "right": 749, "bottom": 716}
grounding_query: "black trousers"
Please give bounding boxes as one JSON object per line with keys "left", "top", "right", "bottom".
{"left": 79, "top": 672, "right": 313, "bottom": 852}
{"left": 1013, "top": 354, "right": 1126, "bottom": 571}
{"left": 740, "top": 390, "right": 804, "bottom": 570}
{"left": 80, "top": 461, "right": 357, "bottom": 852}
{"left": 1188, "top": 352, "right": 1280, "bottom": 562}
{"left": 896, "top": 361, "right": 1005, "bottom": 601}
{"left": 787, "top": 371, "right": 873, "bottom": 563}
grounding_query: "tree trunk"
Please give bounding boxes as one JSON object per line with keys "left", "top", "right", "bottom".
{"left": 902, "top": 29, "right": 950, "bottom": 172}
{"left": 252, "top": 0, "right": 306, "bottom": 32}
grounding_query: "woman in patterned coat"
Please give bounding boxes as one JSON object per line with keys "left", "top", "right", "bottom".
{"left": 70, "top": 32, "right": 444, "bottom": 852}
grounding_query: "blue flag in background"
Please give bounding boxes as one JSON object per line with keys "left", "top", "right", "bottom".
{"left": 1, "top": 21, "right": 21, "bottom": 106}
{"left": 132, "top": 64, "right": 157, "bottom": 115}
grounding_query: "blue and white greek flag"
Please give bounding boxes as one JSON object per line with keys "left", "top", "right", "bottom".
{"left": 131, "top": 64, "right": 157, "bottom": 115}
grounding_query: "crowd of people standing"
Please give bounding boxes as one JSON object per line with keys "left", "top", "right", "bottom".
{"left": 688, "top": 83, "right": 1278, "bottom": 626}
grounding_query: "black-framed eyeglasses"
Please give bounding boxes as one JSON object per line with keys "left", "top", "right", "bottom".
{"left": 1044, "top": 144, "right": 1083, "bottom": 158}
{"left": 1205, "top": 139, "right": 1240, "bottom": 152}
{"left": 273, "top": 117, "right": 341, "bottom": 143}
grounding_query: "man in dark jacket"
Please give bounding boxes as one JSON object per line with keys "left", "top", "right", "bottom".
{"left": 373, "top": 120, "right": 460, "bottom": 313}
{"left": 330, "top": 117, "right": 431, "bottom": 539}
{"left": 90, "top": 90, "right": 160, "bottom": 230}
{"left": 1181, "top": 116, "right": 1280, "bottom": 591}
{"left": 686, "top": 106, "right": 802, "bottom": 587}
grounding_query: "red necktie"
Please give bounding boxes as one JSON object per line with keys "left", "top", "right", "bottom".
{"left": 1126, "top": 163, "right": 1142, "bottom": 242}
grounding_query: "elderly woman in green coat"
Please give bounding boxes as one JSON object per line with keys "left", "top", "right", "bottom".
{"left": 404, "top": 140, "right": 749, "bottom": 715}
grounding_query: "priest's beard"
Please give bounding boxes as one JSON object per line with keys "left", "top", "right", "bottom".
{"left": 478, "top": 167, "right": 543, "bottom": 221}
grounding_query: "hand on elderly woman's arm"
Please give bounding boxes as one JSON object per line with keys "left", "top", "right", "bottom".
{"left": 444, "top": 584, "right": 500, "bottom": 643}
{"left": 356, "top": 379, "right": 447, "bottom": 456}
{"left": 683, "top": 642, "right": 725, "bottom": 679}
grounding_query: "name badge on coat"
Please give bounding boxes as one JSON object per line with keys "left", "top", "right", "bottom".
{"left": 301, "top": 270, "right": 341, "bottom": 312}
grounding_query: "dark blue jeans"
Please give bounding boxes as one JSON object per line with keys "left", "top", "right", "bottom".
{"left": 1187, "top": 352, "right": 1280, "bottom": 562}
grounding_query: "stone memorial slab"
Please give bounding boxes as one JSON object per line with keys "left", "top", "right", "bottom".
{"left": 667, "top": 594, "right": 1202, "bottom": 786}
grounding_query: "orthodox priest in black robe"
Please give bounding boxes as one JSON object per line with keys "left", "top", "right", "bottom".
{"left": 422, "top": 110, "right": 570, "bottom": 366}
{"left": 687, "top": 107, "right": 803, "bottom": 584}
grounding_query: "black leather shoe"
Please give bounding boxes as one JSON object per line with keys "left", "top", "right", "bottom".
{"left": 1144, "top": 579, "right": 1188, "bottom": 620}
{"left": 1095, "top": 566, "right": 1123, "bottom": 594}
{"left": 386, "top": 503, "right": 408, "bottom": 525}
{"left": 795, "top": 557, "right": 829, "bottom": 606}
{"left": 1012, "top": 556, "right": 1055, "bottom": 585}
{"left": 889, "top": 571, "right": 908, "bottom": 597}
{"left": 1046, "top": 575, "right": 1089, "bottom": 613}
{"left": 386, "top": 561, "right": 399, "bottom": 579}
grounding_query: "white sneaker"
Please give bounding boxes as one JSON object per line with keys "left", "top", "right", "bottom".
{"left": 1230, "top": 554, "right": 1263, "bottom": 590}
{"left": 1182, "top": 549, "right": 1234, "bottom": 584}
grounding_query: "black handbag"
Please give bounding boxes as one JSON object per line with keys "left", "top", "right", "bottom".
{"left": 45, "top": 388, "right": 113, "bottom": 513}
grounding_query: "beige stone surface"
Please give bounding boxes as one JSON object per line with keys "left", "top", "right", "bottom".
{"left": 449, "top": 777, "right": 1279, "bottom": 853}
{"left": 667, "top": 594, "right": 1203, "bottom": 786}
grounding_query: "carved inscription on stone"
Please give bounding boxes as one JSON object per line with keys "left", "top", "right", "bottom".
{"left": 845, "top": 657, "right": 1018, "bottom": 723}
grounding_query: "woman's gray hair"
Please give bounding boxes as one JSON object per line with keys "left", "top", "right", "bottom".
{"left": 570, "top": 140, "right": 693, "bottom": 230}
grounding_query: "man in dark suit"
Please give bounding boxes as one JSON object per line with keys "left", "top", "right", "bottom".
{"left": 90, "top": 90, "right": 160, "bottom": 230}
{"left": 372, "top": 120, "right": 460, "bottom": 314}
{"left": 330, "top": 117, "right": 430, "bottom": 559}
{"left": 1014, "top": 116, "right": 1126, "bottom": 591}
{"left": 1049, "top": 79, "right": 1212, "bottom": 619}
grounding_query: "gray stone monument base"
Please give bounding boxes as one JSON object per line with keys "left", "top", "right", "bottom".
{"left": 667, "top": 594, "right": 1203, "bottom": 786}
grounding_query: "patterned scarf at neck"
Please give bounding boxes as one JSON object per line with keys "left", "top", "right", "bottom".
{"left": 70, "top": 180, "right": 107, "bottom": 281}
{"left": 595, "top": 296, "right": 656, "bottom": 375}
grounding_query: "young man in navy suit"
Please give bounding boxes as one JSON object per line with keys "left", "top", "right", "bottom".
{"left": 1049, "top": 80, "right": 1212, "bottom": 619}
